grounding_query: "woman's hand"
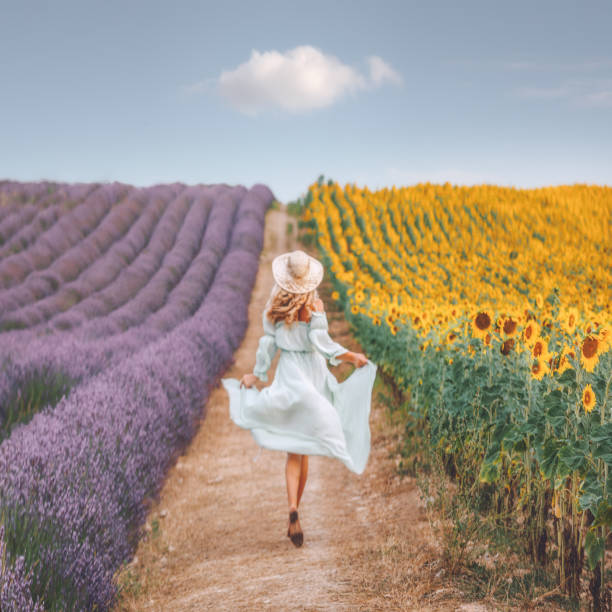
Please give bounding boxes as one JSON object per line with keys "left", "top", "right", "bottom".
{"left": 351, "top": 352, "right": 368, "bottom": 368}
{"left": 239, "top": 373, "right": 258, "bottom": 388}
{"left": 337, "top": 351, "right": 369, "bottom": 367}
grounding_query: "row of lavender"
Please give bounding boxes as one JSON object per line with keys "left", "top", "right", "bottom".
{"left": 0, "top": 182, "right": 240, "bottom": 437}
{"left": 0, "top": 181, "right": 273, "bottom": 610}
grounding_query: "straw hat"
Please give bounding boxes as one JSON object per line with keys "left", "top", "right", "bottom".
{"left": 272, "top": 250, "right": 324, "bottom": 294}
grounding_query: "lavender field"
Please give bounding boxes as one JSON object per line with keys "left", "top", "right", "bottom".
{"left": 0, "top": 180, "right": 274, "bottom": 610}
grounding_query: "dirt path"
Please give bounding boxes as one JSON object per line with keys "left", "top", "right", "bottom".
{"left": 116, "top": 208, "right": 474, "bottom": 611}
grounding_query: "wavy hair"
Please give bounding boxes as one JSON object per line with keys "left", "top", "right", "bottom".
{"left": 265, "top": 284, "right": 319, "bottom": 325}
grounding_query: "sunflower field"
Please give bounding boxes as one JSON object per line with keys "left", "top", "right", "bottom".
{"left": 300, "top": 180, "right": 612, "bottom": 604}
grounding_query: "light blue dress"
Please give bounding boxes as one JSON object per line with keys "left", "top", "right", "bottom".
{"left": 221, "top": 310, "right": 377, "bottom": 474}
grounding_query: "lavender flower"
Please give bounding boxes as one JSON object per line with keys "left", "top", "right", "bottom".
{"left": 0, "top": 526, "right": 44, "bottom": 612}
{"left": 0, "top": 183, "right": 97, "bottom": 259}
{"left": 0, "top": 183, "right": 129, "bottom": 291}
{"left": 0, "top": 182, "right": 273, "bottom": 610}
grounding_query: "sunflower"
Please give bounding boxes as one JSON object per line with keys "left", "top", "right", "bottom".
{"left": 350, "top": 304, "right": 359, "bottom": 315}
{"left": 501, "top": 316, "right": 518, "bottom": 338}
{"left": 331, "top": 291, "right": 340, "bottom": 301}
{"left": 531, "top": 358, "right": 549, "bottom": 381}
{"left": 472, "top": 311, "right": 492, "bottom": 339}
{"left": 535, "top": 293, "right": 544, "bottom": 309}
{"left": 446, "top": 331, "right": 458, "bottom": 344}
{"left": 552, "top": 346, "right": 574, "bottom": 374}
{"left": 559, "top": 307, "right": 579, "bottom": 336}
{"left": 582, "top": 384, "right": 596, "bottom": 413}
{"left": 522, "top": 320, "right": 540, "bottom": 348}
{"left": 565, "top": 345, "right": 577, "bottom": 365}
{"left": 597, "top": 325, "right": 610, "bottom": 351}
{"left": 531, "top": 338, "right": 551, "bottom": 361}
{"left": 355, "top": 290, "right": 366, "bottom": 303}
{"left": 500, "top": 338, "right": 515, "bottom": 355}
{"left": 580, "top": 335, "right": 600, "bottom": 372}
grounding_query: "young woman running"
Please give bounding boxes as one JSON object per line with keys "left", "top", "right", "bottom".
{"left": 222, "top": 250, "right": 377, "bottom": 547}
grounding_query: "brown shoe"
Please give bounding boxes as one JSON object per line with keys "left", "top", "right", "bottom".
{"left": 288, "top": 509, "right": 303, "bottom": 547}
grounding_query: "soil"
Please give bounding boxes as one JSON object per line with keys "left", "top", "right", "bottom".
{"left": 114, "top": 208, "right": 492, "bottom": 611}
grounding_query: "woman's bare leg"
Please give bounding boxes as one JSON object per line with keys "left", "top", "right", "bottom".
{"left": 286, "top": 453, "right": 305, "bottom": 546}
{"left": 296, "top": 455, "right": 308, "bottom": 508}
{"left": 286, "top": 452, "right": 301, "bottom": 511}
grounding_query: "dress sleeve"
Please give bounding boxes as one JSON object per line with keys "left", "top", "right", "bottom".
{"left": 253, "top": 312, "right": 278, "bottom": 382}
{"left": 308, "top": 311, "right": 348, "bottom": 366}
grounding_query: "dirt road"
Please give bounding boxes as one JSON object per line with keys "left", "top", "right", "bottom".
{"left": 116, "top": 208, "right": 467, "bottom": 611}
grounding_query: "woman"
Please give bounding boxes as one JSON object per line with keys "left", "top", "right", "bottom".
{"left": 221, "top": 250, "right": 377, "bottom": 547}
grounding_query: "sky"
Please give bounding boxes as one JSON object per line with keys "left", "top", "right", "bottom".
{"left": 1, "top": 0, "right": 611, "bottom": 203}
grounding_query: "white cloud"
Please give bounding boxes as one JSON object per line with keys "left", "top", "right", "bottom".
{"left": 196, "top": 45, "right": 401, "bottom": 115}
{"left": 367, "top": 55, "right": 403, "bottom": 86}
{"left": 506, "top": 59, "right": 612, "bottom": 72}
{"left": 578, "top": 89, "right": 612, "bottom": 108}
{"left": 449, "top": 58, "right": 612, "bottom": 73}
{"left": 515, "top": 85, "right": 571, "bottom": 99}
{"left": 514, "top": 78, "right": 612, "bottom": 108}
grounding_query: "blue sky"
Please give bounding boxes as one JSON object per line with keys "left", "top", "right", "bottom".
{"left": 1, "top": 0, "right": 611, "bottom": 202}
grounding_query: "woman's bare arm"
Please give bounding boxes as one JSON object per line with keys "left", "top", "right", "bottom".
{"left": 311, "top": 298, "right": 325, "bottom": 312}
{"left": 311, "top": 298, "right": 368, "bottom": 367}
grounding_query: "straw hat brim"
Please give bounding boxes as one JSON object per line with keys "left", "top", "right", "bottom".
{"left": 272, "top": 251, "right": 324, "bottom": 294}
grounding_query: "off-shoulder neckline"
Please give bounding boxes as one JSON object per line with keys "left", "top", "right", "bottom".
{"left": 274, "top": 311, "right": 326, "bottom": 326}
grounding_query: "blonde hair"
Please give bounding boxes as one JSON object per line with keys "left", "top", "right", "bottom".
{"left": 265, "top": 284, "right": 319, "bottom": 325}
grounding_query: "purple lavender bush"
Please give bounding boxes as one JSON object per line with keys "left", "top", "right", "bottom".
{"left": 0, "top": 185, "right": 245, "bottom": 438}
{"left": 0, "top": 181, "right": 57, "bottom": 225}
{"left": 0, "top": 184, "right": 186, "bottom": 331}
{"left": 0, "top": 186, "right": 164, "bottom": 328}
{"left": 0, "top": 526, "right": 44, "bottom": 612}
{"left": 0, "top": 183, "right": 96, "bottom": 260}
{"left": 0, "top": 182, "right": 273, "bottom": 610}
{"left": 0, "top": 204, "right": 40, "bottom": 247}
{"left": 0, "top": 184, "right": 143, "bottom": 314}
{"left": 0, "top": 183, "right": 129, "bottom": 291}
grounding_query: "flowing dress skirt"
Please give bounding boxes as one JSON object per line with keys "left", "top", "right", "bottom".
{"left": 222, "top": 350, "right": 377, "bottom": 474}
